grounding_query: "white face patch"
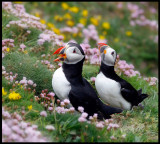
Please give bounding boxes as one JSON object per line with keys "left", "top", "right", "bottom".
{"left": 64, "top": 46, "right": 84, "bottom": 64}
{"left": 101, "top": 47, "right": 117, "bottom": 66}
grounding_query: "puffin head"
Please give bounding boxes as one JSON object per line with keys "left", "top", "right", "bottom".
{"left": 53, "top": 42, "right": 85, "bottom": 64}
{"left": 98, "top": 43, "right": 117, "bottom": 66}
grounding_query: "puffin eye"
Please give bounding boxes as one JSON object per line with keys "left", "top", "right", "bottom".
{"left": 111, "top": 51, "right": 114, "bottom": 56}
{"left": 73, "top": 49, "right": 76, "bottom": 53}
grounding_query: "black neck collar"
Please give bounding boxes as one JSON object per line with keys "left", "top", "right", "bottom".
{"left": 100, "top": 62, "right": 121, "bottom": 82}
{"left": 62, "top": 58, "right": 84, "bottom": 85}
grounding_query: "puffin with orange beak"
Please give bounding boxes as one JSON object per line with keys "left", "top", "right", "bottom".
{"left": 52, "top": 42, "right": 122, "bottom": 119}
{"left": 95, "top": 43, "right": 148, "bottom": 110}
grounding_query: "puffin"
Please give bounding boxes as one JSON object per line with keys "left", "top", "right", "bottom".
{"left": 95, "top": 43, "right": 148, "bottom": 110}
{"left": 52, "top": 42, "right": 122, "bottom": 119}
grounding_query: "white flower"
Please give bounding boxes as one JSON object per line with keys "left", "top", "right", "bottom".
{"left": 45, "top": 125, "right": 55, "bottom": 131}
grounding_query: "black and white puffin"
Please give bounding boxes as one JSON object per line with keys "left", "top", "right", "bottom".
{"left": 52, "top": 42, "right": 122, "bottom": 119}
{"left": 95, "top": 43, "right": 148, "bottom": 110}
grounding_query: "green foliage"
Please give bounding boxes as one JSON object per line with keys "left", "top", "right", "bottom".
{"left": 2, "top": 52, "right": 53, "bottom": 94}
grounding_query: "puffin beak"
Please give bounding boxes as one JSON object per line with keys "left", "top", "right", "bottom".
{"left": 53, "top": 47, "right": 67, "bottom": 62}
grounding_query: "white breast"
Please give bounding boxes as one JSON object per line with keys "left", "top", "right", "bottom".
{"left": 52, "top": 67, "right": 71, "bottom": 102}
{"left": 95, "top": 72, "right": 131, "bottom": 110}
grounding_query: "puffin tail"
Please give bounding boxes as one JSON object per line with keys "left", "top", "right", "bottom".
{"left": 137, "top": 89, "right": 149, "bottom": 103}
{"left": 138, "top": 93, "right": 149, "bottom": 103}
{"left": 98, "top": 100, "right": 123, "bottom": 119}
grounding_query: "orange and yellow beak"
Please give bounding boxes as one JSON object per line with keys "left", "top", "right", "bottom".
{"left": 53, "top": 46, "right": 67, "bottom": 62}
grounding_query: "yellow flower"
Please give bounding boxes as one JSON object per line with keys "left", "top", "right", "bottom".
{"left": 114, "top": 38, "right": 119, "bottom": 43}
{"left": 24, "top": 50, "right": 28, "bottom": 54}
{"left": 82, "top": 10, "right": 88, "bottom": 17}
{"left": 14, "top": 2, "right": 22, "bottom": 4}
{"left": 61, "top": 34, "right": 66, "bottom": 40}
{"left": 52, "top": 28, "right": 60, "bottom": 35}
{"left": 102, "top": 22, "right": 110, "bottom": 29}
{"left": 6, "top": 48, "right": 10, "bottom": 52}
{"left": 2, "top": 87, "right": 7, "bottom": 96}
{"left": 69, "top": 6, "right": 79, "bottom": 13}
{"left": 54, "top": 15, "right": 63, "bottom": 22}
{"left": 90, "top": 17, "right": 99, "bottom": 26}
{"left": 73, "top": 33, "right": 78, "bottom": 37}
{"left": 64, "top": 13, "right": 72, "bottom": 20}
{"left": 99, "top": 35, "right": 105, "bottom": 40}
{"left": 61, "top": 2, "right": 69, "bottom": 10}
{"left": 66, "top": 20, "right": 74, "bottom": 27}
{"left": 28, "top": 105, "right": 32, "bottom": 111}
{"left": 47, "top": 22, "right": 55, "bottom": 29}
{"left": 79, "top": 18, "right": 87, "bottom": 26}
{"left": 126, "top": 31, "right": 132, "bottom": 36}
{"left": 97, "top": 15, "right": 102, "bottom": 21}
{"left": 9, "top": 91, "right": 21, "bottom": 100}
{"left": 40, "top": 19, "right": 46, "bottom": 24}
{"left": 35, "top": 12, "right": 40, "bottom": 18}
{"left": 78, "top": 32, "right": 82, "bottom": 37}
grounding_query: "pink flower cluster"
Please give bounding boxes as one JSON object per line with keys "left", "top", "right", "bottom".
{"left": 78, "top": 112, "right": 88, "bottom": 122}
{"left": 115, "top": 58, "right": 140, "bottom": 77}
{"left": 40, "top": 111, "right": 47, "bottom": 117}
{"left": 60, "top": 24, "right": 81, "bottom": 34}
{"left": 35, "top": 89, "right": 55, "bottom": 110}
{"left": 19, "top": 43, "right": 26, "bottom": 51}
{"left": 2, "top": 2, "right": 46, "bottom": 30}
{"left": 2, "top": 66, "right": 37, "bottom": 92}
{"left": 77, "top": 108, "right": 121, "bottom": 131}
{"left": 90, "top": 77, "right": 96, "bottom": 82}
{"left": 2, "top": 66, "right": 18, "bottom": 83}
{"left": 19, "top": 77, "right": 37, "bottom": 88}
{"left": 80, "top": 43, "right": 101, "bottom": 64}
{"left": 40, "top": 59, "right": 55, "bottom": 71}
{"left": 2, "top": 107, "right": 48, "bottom": 142}
{"left": 82, "top": 24, "right": 107, "bottom": 44}
{"left": 37, "top": 30, "right": 64, "bottom": 47}
{"left": 2, "top": 39, "right": 15, "bottom": 58}
{"left": 143, "top": 77, "right": 158, "bottom": 86}
{"left": 127, "top": 3, "right": 158, "bottom": 30}
{"left": 60, "top": 23, "right": 107, "bottom": 46}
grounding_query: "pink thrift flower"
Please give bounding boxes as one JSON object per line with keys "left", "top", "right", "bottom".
{"left": 33, "top": 83, "right": 37, "bottom": 87}
{"left": 90, "top": 77, "right": 96, "bottom": 82}
{"left": 60, "top": 102, "right": 65, "bottom": 107}
{"left": 93, "top": 113, "right": 98, "bottom": 119}
{"left": 47, "top": 92, "right": 55, "bottom": 98}
{"left": 38, "top": 39, "right": 45, "bottom": 45}
{"left": 63, "top": 99, "right": 70, "bottom": 105}
{"left": 48, "top": 107, "right": 53, "bottom": 111}
{"left": 58, "top": 63, "right": 62, "bottom": 67}
{"left": 110, "top": 135, "right": 116, "bottom": 140}
{"left": 81, "top": 112, "right": 88, "bottom": 118}
{"left": 40, "top": 111, "right": 47, "bottom": 117}
{"left": 78, "top": 106, "right": 84, "bottom": 113}
{"left": 124, "top": 70, "right": 130, "bottom": 76}
{"left": 69, "top": 107, "right": 75, "bottom": 112}
{"left": 96, "top": 122, "right": 104, "bottom": 129}
{"left": 89, "top": 116, "right": 93, "bottom": 120}
{"left": 78, "top": 116, "right": 87, "bottom": 122}
{"left": 20, "top": 43, "right": 26, "bottom": 49}
{"left": 28, "top": 80, "right": 34, "bottom": 85}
